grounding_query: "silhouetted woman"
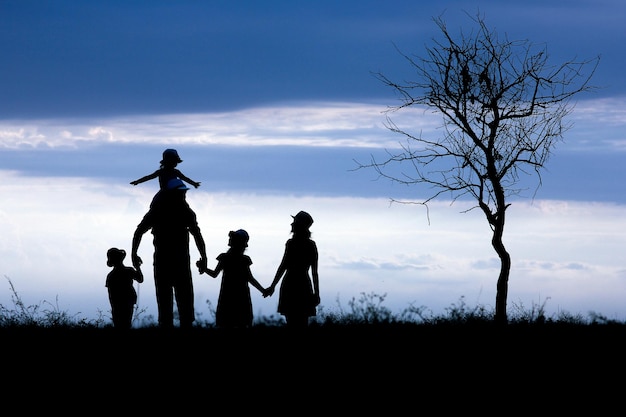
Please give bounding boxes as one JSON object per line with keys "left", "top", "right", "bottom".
{"left": 266, "top": 211, "right": 320, "bottom": 328}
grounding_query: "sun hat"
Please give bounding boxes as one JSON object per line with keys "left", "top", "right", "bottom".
{"left": 291, "top": 211, "right": 313, "bottom": 228}
{"left": 229, "top": 229, "right": 249, "bottom": 247}
{"left": 106, "top": 248, "right": 126, "bottom": 266}
{"left": 161, "top": 148, "right": 183, "bottom": 164}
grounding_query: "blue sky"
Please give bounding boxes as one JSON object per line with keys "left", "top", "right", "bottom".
{"left": 1, "top": 0, "right": 626, "bottom": 324}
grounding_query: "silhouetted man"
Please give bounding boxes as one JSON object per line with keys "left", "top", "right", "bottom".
{"left": 131, "top": 178, "right": 208, "bottom": 328}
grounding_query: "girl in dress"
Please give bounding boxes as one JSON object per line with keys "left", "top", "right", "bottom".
{"left": 199, "top": 229, "right": 266, "bottom": 328}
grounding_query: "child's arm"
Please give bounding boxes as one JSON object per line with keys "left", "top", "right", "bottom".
{"left": 176, "top": 170, "right": 201, "bottom": 188}
{"left": 248, "top": 273, "right": 266, "bottom": 295}
{"left": 131, "top": 170, "right": 159, "bottom": 186}
{"left": 197, "top": 259, "right": 220, "bottom": 278}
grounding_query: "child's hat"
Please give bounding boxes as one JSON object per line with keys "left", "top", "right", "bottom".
{"left": 161, "top": 148, "right": 183, "bottom": 164}
{"left": 106, "top": 247, "right": 126, "bottom": 266}
{"left": 291, "top": 211, "right": 314, "bottom": 228}
{"left": 229, "top": 229, "right": 249, "bottom": 247}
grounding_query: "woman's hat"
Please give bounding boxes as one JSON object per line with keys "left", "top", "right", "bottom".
{"left": 291, "top": 211, "right": 313, "bottom": 228}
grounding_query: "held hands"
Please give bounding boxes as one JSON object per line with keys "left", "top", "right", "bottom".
{"left": 196, "top": 258, "right": 208, "bottom": 275}
{"left": 196, "top": 258, "right": 217, "bottom": 277}
{"left": 132, "top": 253, "right": 142, "bottom": 270}
{"left": 135, "top": 266, "right": 145, "bottom": 284}
{"left": 262, "top": 285, "right": 275, "bottom": 298}
{"left": 132, "top": 254, "right": 144, "bottom": 283}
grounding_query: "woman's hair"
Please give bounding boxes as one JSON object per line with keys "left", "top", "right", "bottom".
{"left": 292, "top": 225, "right": 311, "bottom": 239}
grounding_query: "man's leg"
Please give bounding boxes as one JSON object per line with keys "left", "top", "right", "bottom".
{"left": 174, "top": 272, "right": 195, "bottom": 328}
{"left": 154, "top": 272, "right": 174, "bottom": 328}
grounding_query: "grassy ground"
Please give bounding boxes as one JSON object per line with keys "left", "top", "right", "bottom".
{"left": 3, "top": 321, "right": 624, "bottom": 409}
{"left": 2, "top": 281, "right": 625, "bottom": 412}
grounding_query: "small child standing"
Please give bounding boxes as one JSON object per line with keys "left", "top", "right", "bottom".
{"left": 197, "top": 229, "right": 267, "bottom": 329}
{"left": 106, "top": 247, "right": 144, "bottom": 329}
{"left": 130, "top": 148, "right": 201, "bottom": 205}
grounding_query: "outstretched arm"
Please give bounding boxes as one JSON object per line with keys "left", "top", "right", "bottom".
{"left": 197, "top": 260, "right": 221, "bottom": 278}
{"left": 249, "top": 273, "right": 266, "bottom": 295}
{"left": 267, "top": 250, "right": 287, "bottom": 297}
{"left": 205, "top": 268, "right": 219, "bottom": 278}
{"left": 131, "top": 170, "right": 159, "bottom": 186}
{"left": 178, "top": 172, "right": 201, "bottom": 188}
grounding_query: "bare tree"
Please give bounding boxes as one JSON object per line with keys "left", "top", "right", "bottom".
{"left": 355, "top": 12, "right": 599, "bottom": 323}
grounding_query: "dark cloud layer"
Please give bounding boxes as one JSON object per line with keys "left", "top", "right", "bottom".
{"left": 0, "top": 1, "right": 621, "bottom": 118}
{"left": 1, "top": 144, "right": 623, "bottom": 203}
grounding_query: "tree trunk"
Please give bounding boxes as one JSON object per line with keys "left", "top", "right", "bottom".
{"left": 492, "top": 221, "right": 511, "bottom": 324}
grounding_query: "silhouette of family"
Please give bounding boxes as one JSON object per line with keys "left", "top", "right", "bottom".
{"left": 107, "top": 148, "right": 320, "bottom": 330}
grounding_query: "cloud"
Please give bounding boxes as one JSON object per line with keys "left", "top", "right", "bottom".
{"left": 1, "top": 98, "right": 623, "bottom": 152}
